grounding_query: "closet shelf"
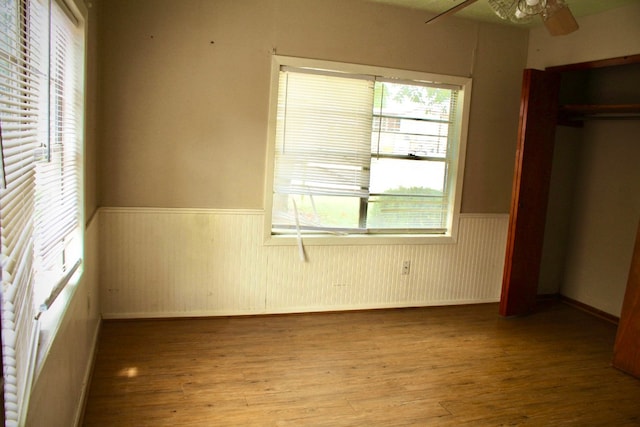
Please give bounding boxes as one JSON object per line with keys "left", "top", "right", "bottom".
{"left": 559, "top": 104, "right": 640, "bottom": 121}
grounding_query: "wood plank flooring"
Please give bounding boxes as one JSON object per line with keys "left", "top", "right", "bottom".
{"left": 82, "top": 303, "right": 640, "bottom": 426}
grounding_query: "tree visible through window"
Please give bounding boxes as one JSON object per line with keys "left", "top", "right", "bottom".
{"left": 268, "top": 57, "right": 470, "bottom": 238}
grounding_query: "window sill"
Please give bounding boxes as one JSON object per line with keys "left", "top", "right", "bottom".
{"left": 264, "top": 232, "right": 458, "bottom": 246}
{"left": 33, "top": 266, "right": 84, "bottom": 379}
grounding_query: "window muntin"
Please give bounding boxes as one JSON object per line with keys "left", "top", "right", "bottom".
{"left": 267, "top": 57, "right": 470, "bottom": 240}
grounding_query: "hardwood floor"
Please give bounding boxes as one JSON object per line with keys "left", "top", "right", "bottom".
{"left": 82, "top": 303, "right": 640, "bottom": 426}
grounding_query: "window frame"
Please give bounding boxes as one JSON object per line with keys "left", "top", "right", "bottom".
{"left": 263, "top": 56, "right": 472, "bottom": 246}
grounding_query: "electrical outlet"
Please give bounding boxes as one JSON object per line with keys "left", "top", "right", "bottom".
{"left": 402, "top": 260, "right": 411, "bottom": 275}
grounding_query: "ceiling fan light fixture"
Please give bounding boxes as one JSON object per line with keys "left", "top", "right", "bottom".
{"left": 488, "top": 0, "right": 538, "bottom": 24}
{"left": 487, "top": 0, "right": 513, "bottom": 20}
{"left": 427, "top": 0, "right": 579, "bottom": 37}
{"left": 517, "top": 0, "right": 547, "bottom": 17}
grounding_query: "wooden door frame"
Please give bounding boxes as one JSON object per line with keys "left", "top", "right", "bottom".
{"left": 499, "top": 69, "right": 560, "bottom": 317}
{"left": 613, "top": 221, "right": 640, "bottom": 378}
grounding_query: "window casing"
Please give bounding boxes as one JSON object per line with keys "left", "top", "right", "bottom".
{"left": 265, "top": 56, "right": 471, "bottom": 244}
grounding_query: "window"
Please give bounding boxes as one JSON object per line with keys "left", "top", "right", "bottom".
{"left": 0, "top": 0, "right": 83, "bottom": 424}
{"left": 33, "top": 0, "right": 83, "bottom": 311}
{"left": 265, "top": 56, "right": 471, "bottom": 243}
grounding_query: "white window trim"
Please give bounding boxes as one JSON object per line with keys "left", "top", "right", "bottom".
{"left": 263, "top": 56, "right": 472, "bottom": 246}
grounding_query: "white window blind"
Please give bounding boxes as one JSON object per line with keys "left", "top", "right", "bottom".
{"left": 270, "top": 60, "right": 467, "bottom": 236}
{"left": 0, "top": 0, "right": 48, "bottom": 424}
{"left": 272, "top": 67, "right": 374, "bottom": 231}
{"left": 33, "top": 0, "right": 82, "bottom": 311}
{"left": 1, "top": 0, "right": 83, "bottom": 424}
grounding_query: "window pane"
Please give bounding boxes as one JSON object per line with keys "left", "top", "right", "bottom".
{"left": 372, "top": 117, "right": 448, "bottom": 158}
{"left": 367, "top": 195, "right": 448, "bottom": 230}
{"left": 372, "top": 81, "right": 454, "bottom": 157}
{"left": 369, "top": 158, "right": 446, "bottom": 194}
{"left": 272, "top": 193, "right": 361, "bottom": 230}
{"left": 368, "top": 158, "right": 447, "bottom": 229}
{"left": 374, "top": 81, "right": 454, "bottom": 119}
{"left": 34, "top": 2, "right": 83, "bottom": 301}
{"left": 368, "top": 80, "right": 453, "bottom": 230}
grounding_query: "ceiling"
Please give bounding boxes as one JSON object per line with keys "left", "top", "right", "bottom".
{"left": 367, "top": 0, "right": 639, "bottom": 27}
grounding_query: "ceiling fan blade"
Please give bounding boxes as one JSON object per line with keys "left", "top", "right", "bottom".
{"left": 425, "top": 0, "right": 479, "bottom": 25}
{"left": 543, "top": 3, "right": 579, "bottom": 36}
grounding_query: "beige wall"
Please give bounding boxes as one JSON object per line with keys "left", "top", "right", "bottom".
{"left": 97, "top": 0, "right": 528, "bottom": 213}
{"left": 527, "top": 2, "right": 640, "bottom": 69}
{"left": 560, "top": 121, "right": 640, "bottom": 315}
{"left": 538, "top": 126, "right": 581, "bottom": 295}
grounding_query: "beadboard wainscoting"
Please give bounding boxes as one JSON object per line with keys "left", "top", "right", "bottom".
{"left": 99, "top": 208, "right": 509, "bottom": 318}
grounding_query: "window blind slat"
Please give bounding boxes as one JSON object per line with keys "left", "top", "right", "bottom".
{"left": 2, "top": 203, "right": 34, "bottom": 249}
{"left": 0, "top": 171, "right": 34, "bottom": 207}
{"left": 4, "top": 146, "right": 37, "bottom": 168}
{"left": 1, "top": 135, "right": 39, "bottom": 150}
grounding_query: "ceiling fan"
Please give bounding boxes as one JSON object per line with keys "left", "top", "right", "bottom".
{"left": 426, "top": 0, "right": 579, "bottom": 36}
